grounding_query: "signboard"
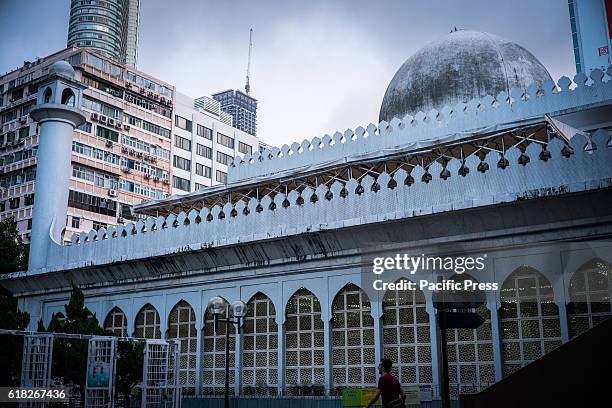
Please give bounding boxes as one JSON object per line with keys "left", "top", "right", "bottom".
{"left": 599, "top": 46, "right": 609, "bottom": 56}
{"left": 87, "top": 361, "right": 110, "bottom": 388}
{"left": 419, "top": 385, "right": 433, "bottom": 402}
{"left": 404, "top": 386, "right": 420, "bottom": 405}
{"left": 342, "top": 388, "right": 381, "bottom": 407}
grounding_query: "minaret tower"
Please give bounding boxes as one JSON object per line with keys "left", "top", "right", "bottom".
{"left": 28, "top": 61, "right": 86, "bottom": 271}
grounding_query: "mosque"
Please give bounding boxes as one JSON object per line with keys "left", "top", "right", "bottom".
{"left": 2, "top": 30, "right": 612, "bottom": 402}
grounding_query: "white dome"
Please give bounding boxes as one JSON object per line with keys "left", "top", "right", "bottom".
{"left": 49, "top": 60, "right": 75, "bottom": 78}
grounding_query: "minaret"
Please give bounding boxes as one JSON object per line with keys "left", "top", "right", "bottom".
{"left": 28, "top": 61, "right": 86, "bottom": 271}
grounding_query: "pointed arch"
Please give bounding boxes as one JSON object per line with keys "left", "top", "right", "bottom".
{"left": 499, "top": 267, "right": 561, "bottom": 376}
{"left": 168, "top": 300, "right": 197, "bottom": 394}
{"left": 331, "top": 283, "right": 375, "bottom": 394}
{"left": 284, "top": 288, "right": 325, "bottom": 395}
{"left": 134, "top": 303, "right": 161, "bottom": 339}
{"left": 104, "top": 306, "right": 127, "bottom": 336}
{"left": 242, "top": 292, "right": 278, "bottom": 395}
{"left": 381, "top": 278, "right": 432, "bottom": 387}
{"left": 61, "top": 88, "right": 75, "bottom": 106}
{"left": 567, "top": 258, "right": 612, "bottom": 338}
{"left": 43, "top": 87, "right": 52, "bottom": 104}
{"left": 444, "top": 274, "right": 494, "bottom": 397}
{"left": 202, "top": 297, "right": 236, "bottom": 395}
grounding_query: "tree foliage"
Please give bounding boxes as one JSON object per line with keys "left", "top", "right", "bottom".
{"left": 0, "top": 217, "right": 28, "bottom": 273}
{"left": 0, "top": 286, "right": 30, "bottom": 386}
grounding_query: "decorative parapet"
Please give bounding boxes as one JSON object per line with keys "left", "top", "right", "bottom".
{"left": 229, "top": 68, "right": 612, "bottom": 182}
{"left": 38, "top": 128, "right": 612, "bottom": 274}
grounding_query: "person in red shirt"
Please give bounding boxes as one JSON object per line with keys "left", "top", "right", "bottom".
{"left": 366, "top": 358, "right": 406, "bottom": 408}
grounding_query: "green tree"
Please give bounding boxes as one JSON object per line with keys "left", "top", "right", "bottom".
{"left": 0, "top": 286, "right": 30, "bottom": 386}
{"left": 115, "top": 341, "right": 144, "bottom": 407}
{"left": 44, "top": 283, "right": 103, "bottom": 403}
{"left": 0, "top": 217, "right": 28, "bottom": 273}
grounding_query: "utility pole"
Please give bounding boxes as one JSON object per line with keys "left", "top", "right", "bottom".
{"left": 245, "top": 28, "right": 253, "bottom": 95}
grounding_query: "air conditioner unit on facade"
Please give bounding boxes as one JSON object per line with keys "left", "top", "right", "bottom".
{"left": 153, "top": 176, "right": 160, "bottom": 182}
{"left": 125, "top": 83, "right": 132, "bottom": 89}
{"left": 105, "top": 140, "right": 113, "bottom": 147}
{"left": 108, "top": 118, "right": 115, "bottom": 126}
{"left": 91, "top": 113, "right": 99, "bottom": 121}
{"left": 123, "top": 124, "right": 130, "bottom": 131}
{"left": 121, "top": 146, "right": 128, "bottom": 153}
{"left": 136, "top": 151, "right": 143, "bottom": 158}
{"left": 117, "top": 216, "right": 124, "bottom": 223}
{"left": 144, "top": 173, "right": 150, "bottom": 180}
{"left": 99, "top": 115, "right": 107, "bottom": 123}
{"left": 115, "top": 122, "right": 122, "bottom": 129}
{"left": 108, "top": 189, "right": 118, "bottom": 197}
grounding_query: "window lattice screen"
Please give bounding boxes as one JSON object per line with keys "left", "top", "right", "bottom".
{"left": 134, "top": 304, "right": 162, "bottom": 339}
{"left": 285, "top": 288, "right": 325, "bottom": 396}
{"left": 382, "top": 279, "right": 432, "bottom": 387}
{"left": 500, "top": 268, "right": 561, "bottom": 376}
{"left": 242, "top": 293, "right": 278, "bottom": 396}
{"left": 567, "top": 259, "right": 612, "bottom": 338}
{"left": 202, "top": 298, "right": 236, "bottom": 395}
{"left": 447, "top": 304, "right": 495, "bottom": 398}
{"left": 103, "top": 307, "right": 127, "bottom": 337}
{"left": 168, "top": 300, "right": 197, "bottom": 394}
{"left": 331, "top": 284, "right": 376, "bottom": 394}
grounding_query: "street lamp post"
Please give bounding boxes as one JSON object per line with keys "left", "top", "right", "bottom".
{"left": 207, "top": 297, "right": 247, "bottom": 408}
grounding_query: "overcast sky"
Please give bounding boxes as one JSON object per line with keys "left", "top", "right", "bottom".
{"left": 0, "top": 0, "right": 575, "bottom": 146}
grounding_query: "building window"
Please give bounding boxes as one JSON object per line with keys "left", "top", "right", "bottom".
{"left": 216, "top": 151, "right": 233, "bottom": 166}
{"left": 382, "top": 278, "right": 432, "bottom": 388}
{"left": 168, "top": 301, "right": 197, "bottom": 394}
{"left": 9, "top": 197, "right": 20, "bottom": 209}
{"left": 104, "top": 307, "right": 127, "bottom": 336}
{"left": 202, "top": 298, "right": 236, "bottom": 395}
{"left": 215, "top": 170, "right": 227, "bottom": 184}
{"left": 173, "top": 155, "right": 191, "bottom": 171}
{"left": 196, "top": 143, "right": 212, "bottom": 159}
{"left": 242, "top": 293, "right": 278, "bottom": 396}
{"left": 27, "top": 218, "right": 32, "bottom": 230}
{"left": 71, "top": 216, "right": 80, "bottom": 229}
{"left": 173, "top": 175, "right": 190, "bottom": 191}
{"left": 174, "top": 134, "right": 192, "bottom": 151}
{"left": 445, "top": 275, "right": 494, "bottom": 397}
{"left": 499, "top": 267, "right": 561, "bottom": 377}
{"left": 196, "top": 163, "right": 211, "bottom": 178}
{"left": 77, "top": 121, "right": 92, "bottom": 133}
{"left": 134, "top": 304, "right": 161, "bottom": 339}
{"left": 567, "top": 258, "right": 612, "bottom": 338}
{"left": 197, "top": 124, "right": 212, "bottom": 140}
{"left": 195, "top": 182, "right": 206, "bottom": 190}
{"left": 23, "top": 194, "right": 34, "bottom": 206}
{"left": 217, "top": 133, "right": 234, "bottom": 148}
{"left": 239, "top": 141, "right": 252, "bottom": 155}
{"left": 175, "top": 115, "right": 192, "bottom": 131}
{"left": 285, "top": 288, "right": 325, "bottom": 395}
{"left": 93, "top": 221, "right": 108, "bottom": 231}
{"left": 331, "top": 283, "right": 376, "bottom": 394}
{"left": 96, "top": 125, "right": 119, "bottom": 142}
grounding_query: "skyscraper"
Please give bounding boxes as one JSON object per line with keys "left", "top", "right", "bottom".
{"left": 67, "top": 0, "right": 141, "bottom": 67}
{"left": 568, "top": 0, "right": 612, "bottom": 74}
{"left": 212, "top": 89, "right": 258, "bottom": 137}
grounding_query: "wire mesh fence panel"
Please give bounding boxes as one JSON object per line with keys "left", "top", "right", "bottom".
{"left": 85, "top": 337, "right": 117, "bottom": 408}
{"left": 142, "top": 340, "right": 181, "bottom": 408}
{"left": 20, "top": 333, "right": 53, "bottom": 408}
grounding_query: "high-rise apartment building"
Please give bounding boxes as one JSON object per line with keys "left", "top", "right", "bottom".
{"left": 0, "top": 47, "right": 174, "bottom": 240}
{"left": 67, "top": 0, "right": 141, "bottom": 67}
{"left": 568, "top": 0, "right": 612, "bottom": 74}
{"left": 172, "top": 93, "right": 259, "bottom": 194}
{"left": 212, "top": 89, "right": 257, "bottom": 136}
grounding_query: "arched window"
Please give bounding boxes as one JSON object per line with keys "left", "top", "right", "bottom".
{"left": 61, "top": 88, "right": 75, "bottom": 106}
{"left": 168, "top": 300, "right": 197, "bottom": 395}
{"left": 445, "top": 275, "right": 494, "bottom": 398}
{"left": 43, "top": 87, "right": 52, "bottom": 104}
{"left": 499, "top": 267, "right": 561, "bottom": 376}
{"left": 104, "top": 306, "right": 127, "bottom": 336}
{"left": 134, "top": 304, "right": 161, "bottom": 339}
{"left": 331, "top": 283, "right": 375, "bottom": 394}
{"left": 382, "top": 278, "right": 432, "bottom": 388}
{"left": 242, "top": 293, "right": 278, "bottom": 396}
{"left": 202, "top": 297, "right": 236, "bottom": 395}
{"left": 285, "top": 288, "right": 325, "bottom": 396}
{"left": 567, "top": 259, "right": 612, "bottom": 338}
